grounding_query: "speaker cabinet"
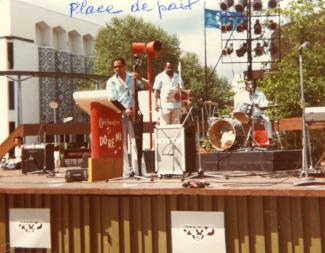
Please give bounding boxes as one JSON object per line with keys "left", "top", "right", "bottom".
{"left": 155, "top": 124, "right": 196, "bottom": 176}
{"left": 22, "top": 144, "right": 54, "bottom": 173}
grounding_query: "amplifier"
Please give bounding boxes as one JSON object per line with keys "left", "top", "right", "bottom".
{"left": 22, "top": 144, "right": 54, "bottom": 173}
{"left": 155, "top": 124, "right": 196, "bottom": 176}
{"left": 65, "top": 168, "right": 88, "bottom": 182}
{"left": 305, "top": 106, "right": 325, "bottom": 122}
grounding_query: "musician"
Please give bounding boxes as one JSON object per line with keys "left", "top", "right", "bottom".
{"left": 234, "top": 79, "right": 273, "bottom": 143}
{"left": 2, "top": 136, "right": 23, "bottom": 170}
{"left": 106, "top": 57, "right": 149, "bottom": 176}
{"left": 154, "top": 61, "right": 184, "bottom": 125}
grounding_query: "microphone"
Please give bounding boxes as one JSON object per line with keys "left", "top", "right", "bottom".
{"left": 298, "top": 41, "right": 310, "bottom": 50}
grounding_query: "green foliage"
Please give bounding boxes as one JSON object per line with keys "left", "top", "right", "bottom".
{"left": 93, "top": 15, "right": 232, "bottom": 114}
{"left": 260, "top": 1, "right": 325, "bottom": 119}
{"left": 94, "top": 15, "right": 181, "bottom": 79}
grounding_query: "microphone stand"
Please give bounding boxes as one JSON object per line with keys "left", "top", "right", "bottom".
{"left": 182, "top": 103, "right": 228, "bottom": 181}
{"left": 29, "top": 122, "right": 55, "bottom": 176}
{"left": 243, "top": 88, "right": 256, "bottom": 149}
{"left": 294, "top": 46, "right": 324, "bottom": 185}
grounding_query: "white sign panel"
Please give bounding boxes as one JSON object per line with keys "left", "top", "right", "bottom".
{"left": 9, "top": 208, "right": 51, "bottom": 249}
{"left": 171, "top": 211, "right": 226, "bottom": 253}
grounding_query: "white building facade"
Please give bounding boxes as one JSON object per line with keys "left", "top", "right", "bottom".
{"left": 0, "top": 0, "right": 101, "bottom": 144}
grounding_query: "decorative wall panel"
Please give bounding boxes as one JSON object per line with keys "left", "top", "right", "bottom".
{"left": 71, "top": 53, "right": 88, "bottom": 122}
{"left": 39, "top": 47, "right": 56, "bottom": 122}
{"left": 55, "top": 50, "right": 72, "bottom": 122}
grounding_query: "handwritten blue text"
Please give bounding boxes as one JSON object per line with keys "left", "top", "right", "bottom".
{"left": 69, "top": 0, "right": 123, "bottom": 17}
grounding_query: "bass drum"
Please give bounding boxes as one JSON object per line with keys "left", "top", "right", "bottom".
{"left": 208, "top": 118, "right": 246, "bottom": 151}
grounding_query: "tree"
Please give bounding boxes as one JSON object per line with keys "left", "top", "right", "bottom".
{"left": 260, "top": 1, "right": 325, "bottom": 119}
{"left": 93, "top": 15, "right": 232, "bottom": 113}
{"left": 181, "top": 52, "right": 234, "bottom": 114}
{"left": 259, "top": 1, "right": 325, "bottom": 154}
{"left": 94, "top": 15, "right": 181, "bottom": 80}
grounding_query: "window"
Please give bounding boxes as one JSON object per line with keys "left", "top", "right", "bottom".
{"left": 9, "top": 121, "right": 16, "bottom": 133}
{"left": 7, "top": 42, "right": 14, "bottom": 69}
{"left": 8, "top": 81, "right": 15, "bottom": 110}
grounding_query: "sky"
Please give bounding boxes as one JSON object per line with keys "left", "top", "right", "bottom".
{"left": 18, "top": 0, "right": 282, "bottom": 83}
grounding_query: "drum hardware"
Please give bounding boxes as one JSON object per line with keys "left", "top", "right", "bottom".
{"left": 272, "top": 100, "right": 283, "bottom": 150}
{"left": 204, "top": 100, "right": 220, "bottom": 119}
{"left": 202, "top": 100, "right": 220, "bottom": 140}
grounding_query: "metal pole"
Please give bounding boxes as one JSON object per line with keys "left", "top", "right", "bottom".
{"left": 54, "top": 108, "right": 57, "bottom": 145}
{"left": 17, "top": 75, "right": 22, "bottom": 126}
{"left": 147, "top": 55, "right": 153, "bottom": 149}
{"left": 299, "top": 50, "right": 309, "bottom": 176}
{"left": 246, "top": 0, "right": 253, "bottom": 80}
{"left": 203, "top": 1, "right": 208, "bottom": 99}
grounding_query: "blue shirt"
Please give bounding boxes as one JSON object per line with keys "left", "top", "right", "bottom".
{"left": 106, "top": 72, "right": 143, "bottom": 109}
{"left": 153, "top": 71, "right": 183, "bottom": 109}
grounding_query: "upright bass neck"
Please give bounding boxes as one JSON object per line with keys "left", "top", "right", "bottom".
{"left": 132, "top": 64, "right": 139, "bottom": 123}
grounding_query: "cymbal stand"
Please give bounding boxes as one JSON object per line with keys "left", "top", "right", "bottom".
{"left": 243, "top": 90, "right": 256, "bottom": 149}
{"left": 273, "top": 99, "right": 283, "bottom": 150}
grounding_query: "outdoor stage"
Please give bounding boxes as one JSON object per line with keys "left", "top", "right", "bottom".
{"left": 1, "top": 154, "right": 325, "bottom": 253}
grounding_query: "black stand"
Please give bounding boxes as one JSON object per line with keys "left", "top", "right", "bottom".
{"left": 182, "top": 105, "right": 228, "bottom": 181}
{"left": 106, "top": 114, "right": 153, "bottom": 182}
{"left": 293, "top": 44, "right": 325, "bottom": 185}
{"left": 29, "top": 124, "right": 55, "bottom": 177}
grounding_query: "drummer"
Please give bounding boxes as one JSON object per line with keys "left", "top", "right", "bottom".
{"left": 233, "top": 79, "right": 273, "bottom": 144}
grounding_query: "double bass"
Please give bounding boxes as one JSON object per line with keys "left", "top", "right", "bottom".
{"left": 131, "top": 54, "right": 144, "bottom": 176}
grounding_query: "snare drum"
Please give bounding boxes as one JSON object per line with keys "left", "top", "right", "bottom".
{"left": 208, "top": 118, "right": 246, "bottom": 151}
{"left": 233, "top": 103, "right": 252, "bottom": 124}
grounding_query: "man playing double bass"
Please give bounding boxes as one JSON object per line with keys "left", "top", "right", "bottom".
{"left": 106, "top": 57, "right": 150, "bottom": 176}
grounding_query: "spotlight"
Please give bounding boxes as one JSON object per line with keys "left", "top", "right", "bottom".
{"left": 268, "top": 0, "right": 278, "bottom": 8}
{"left": 254, "top": 19, "right": 262, "bottom": 34}
{"left": 236, "top": 22, "right": 247, "bottom": 32}
{"left": 235, "top": 0, "right": 247, "bottom": 12}
{"left": 252, "top": 0, "right": 263, "bottom": 11}
{"left": 222, "top": 43, "right": 234, "bottom": 56}
{"left": 220, "top": 0, "right": 234, "bottom": 11}
{"left": 254, "top": 42, "right": 264, "bottom": 56}
{"left": 146, "top": 40, "right": 161, "bottom": 57}
{"left": 236, "top": 43, "right": 247, "bottom": 57}
{"left": 268, "top": 20, "right": 278, "bottom": 30}
{"left": 221, "top": 22, "right": 233, "bottom": 33}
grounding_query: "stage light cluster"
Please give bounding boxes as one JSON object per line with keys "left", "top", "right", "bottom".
{"left": 219, "top": 0, "right": 280, "bottom": 59}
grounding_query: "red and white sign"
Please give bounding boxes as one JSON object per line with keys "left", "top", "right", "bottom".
{"left": 90, "top": 102, "right": 123, "bottom": 159}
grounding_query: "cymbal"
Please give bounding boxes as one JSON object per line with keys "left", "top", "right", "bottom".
{"left": 255, "top": 104, "right": 281, "bottom": 110}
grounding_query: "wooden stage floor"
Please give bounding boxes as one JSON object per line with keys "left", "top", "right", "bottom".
{"left": 1, "top": 166, "right": 325, "bottom": 197}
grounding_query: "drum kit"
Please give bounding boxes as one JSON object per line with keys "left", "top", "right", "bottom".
{"left": 204, "top": 101, "right": 280, "bottom": 151}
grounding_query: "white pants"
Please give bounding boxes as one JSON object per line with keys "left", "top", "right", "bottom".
{"left": 122, "top": 115, "right": 147, "bottom": 176}
{"left": 159, "top": 108, "right": 181, "bottom": 125}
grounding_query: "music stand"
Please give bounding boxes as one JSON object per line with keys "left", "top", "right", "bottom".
{"left": 28, "top": 124, "right": 55, "bottom": 177}
{"left": 182, "top": 105, "right": 228, "bottom": 181}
